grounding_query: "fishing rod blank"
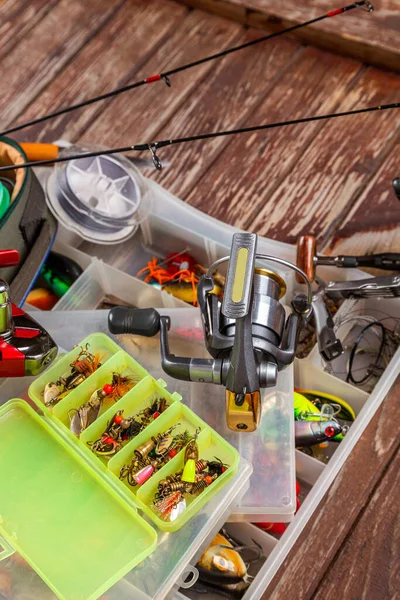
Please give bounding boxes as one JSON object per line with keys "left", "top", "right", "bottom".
{"left": 0, "top": 100, "right": 398, "bottom": 172}
{"left": 0, "top": 1, "right": 373, "bottom": 137}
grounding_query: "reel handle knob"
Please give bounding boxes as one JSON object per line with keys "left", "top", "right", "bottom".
{"left": 296, "top": 235, "right": 316, "bottom": 283}
{"left": 108, "top": 307, "right": 161, "bottom": 337}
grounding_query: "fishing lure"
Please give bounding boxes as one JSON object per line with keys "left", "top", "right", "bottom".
{"left": 153, "top": 453, "right": 228, "bottom": 521}
{"left": 295, "top": 388, "right": 356, "bottom": 421}
{"left": 69, "top": 372, "right": 135, "bottom": 436}
{"left": 40, "top": 252, "right": 83, "bottom": 298}
{"left": 89, "top": 397, "right": 169, "bottom": 456}
{"left": 293, "top": 391, "right": 320, "bottom": 421}
{"left": 119, "top": 425, "right": 190, "bottom": 487}
{"left": 43, "top": 344, "right": 102, "bottom": 406}
{"left": 0, "top": 1, "right": 373, "bottom": 139}
{"left": 138, "top": 253, "right": 223, "bottom": 306}
{"left": 182, "top": 428, "right": 200, "bottom": 483}
{"left": 295, "top": 419, "right": 343, "bottom": 447}
{"left": 193, "top": 530, "right": 263, "bottom": 596}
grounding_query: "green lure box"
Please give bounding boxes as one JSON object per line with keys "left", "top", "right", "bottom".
{"left": 0, "top": 333, "right": 240, "bottom": 600}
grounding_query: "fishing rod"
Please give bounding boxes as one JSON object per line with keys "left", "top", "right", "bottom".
{"left": 1, "top": 101, "right": 398, "bottom": 172}
{"left": 0, "top": 0, "right": 373, "bottom": 138}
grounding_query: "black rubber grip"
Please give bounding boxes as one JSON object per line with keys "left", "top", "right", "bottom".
{"left": 108, "top": 307, "right": 161, "bottom": 337}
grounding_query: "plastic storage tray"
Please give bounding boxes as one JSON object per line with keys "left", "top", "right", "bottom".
{"left": 0, "top": 334, "right": 243, "bottom": 600}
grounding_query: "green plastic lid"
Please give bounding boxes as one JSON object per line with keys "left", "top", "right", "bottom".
{"left": 0, "top": 181, "right": 11, "bottom": 220}
{"left": 0, "top": 399, "right": 157, "bottom": 600}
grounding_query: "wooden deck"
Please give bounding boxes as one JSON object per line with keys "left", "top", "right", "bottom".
{"left": 1, "top": 0, "right": 399, "bottom": 597}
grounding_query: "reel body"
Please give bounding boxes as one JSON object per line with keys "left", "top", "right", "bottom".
{"left": 109, "top": 233, "right": 313, "bottom": 432}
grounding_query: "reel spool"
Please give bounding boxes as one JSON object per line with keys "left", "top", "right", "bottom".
{"left": 46, "top": 144, "right": 148, "bottom": 244}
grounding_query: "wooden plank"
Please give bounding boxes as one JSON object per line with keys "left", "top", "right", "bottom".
{"left": 142, "top": 32, "right": 300, "bottom": 198}
{"left": 323, "top": 142, "right": 400, "bottom": 256}
{"left": 81, "top": 10, "right": 243, "bottom": 148}
{"left": 176, "top": 0, "right": 400, "bottom": 72}
{"left": 13, "top": 0, "right": 188, "bottom": 144}
{"left": 182, "top": 47, "right": 361, "bottom": 231}
{"left": 313, "top": 445, "right": 400, "bottom": 600}
{"left": 0, "top": 0, "right": 126, "bottom": 130}
{"left": 246, "top": 66, "right": 400, "bottom": 245}
{"left": 0, "top": 0, "right": 59, "bottom": 59}
{"left": 259, "top": 375, "right": 400, "bottom": 600}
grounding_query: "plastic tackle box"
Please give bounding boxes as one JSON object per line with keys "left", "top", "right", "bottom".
{"left": 23, "top": 173, "right": 400, "bottom": 600}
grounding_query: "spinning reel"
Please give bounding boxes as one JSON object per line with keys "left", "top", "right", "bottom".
{"left": 109, "top": 233, "right": 315, "bottom": 432}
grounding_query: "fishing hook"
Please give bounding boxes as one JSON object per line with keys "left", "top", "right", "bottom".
{"left": 148, "top": 144, "right": 162, "bottom": 170}
{"left": 162, "top": 75, "right": 171, "bottom": 87}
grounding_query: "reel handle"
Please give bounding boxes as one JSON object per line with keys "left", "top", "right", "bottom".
{"left": 108, "top": 307, "right": 161, "bottom": 337}
{"left": 296, "top": 235, "right": 317, "bottom": 283}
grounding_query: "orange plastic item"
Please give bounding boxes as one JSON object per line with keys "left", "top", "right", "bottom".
{"left": 26, "top": 288, "right": 59, "bottom": 310}
{"left": 20, "top": 143, "right": 59, "bottom": 162}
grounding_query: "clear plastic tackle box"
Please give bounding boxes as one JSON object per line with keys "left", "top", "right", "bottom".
{"left": 5, "top": 173, "right": 399, "bottom": 600}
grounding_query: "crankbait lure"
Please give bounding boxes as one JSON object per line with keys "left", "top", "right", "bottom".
{"left": 295, "top": 419, "right": 343, "bottom": 447}
{"left": 0, "top": 2, "right": 373, "bottom": 139}
{"left": 295, "top": 388, "right": 356, "bottom": 421}
{"left": 193, "top": 530, "right": 263, "bottom": 596}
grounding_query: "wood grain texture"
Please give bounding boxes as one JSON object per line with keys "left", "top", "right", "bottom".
{"left": 0, "top": 0, "right": 59, "bottom": 59}
{"left": 144, "top": 31, "right": 300, "bottom": 198}
{"left": 313, "top": 446, "right": 400, "bottom": 600}
{"left": 13, "top": 0, "right": 188, "bottom": 144}
{"left": 183, "top": 47, "right": 361, "bottom": 231}
{"left": 324, "top": 140, "right": 400, "bottom": 256}
{"left": 0, "top": 0, "right": 125, "bottom": 130}
{"left": 247, "top": 66, "right": 400, "bottom": 245}
{"left": 177, "top": 0, "right": 400, "bottom": 71}
{"left": 81, "top": 8, "right": 242, "bottom": 148}
{"left": 260, "top": 376, "right": 400, "bottom": 600}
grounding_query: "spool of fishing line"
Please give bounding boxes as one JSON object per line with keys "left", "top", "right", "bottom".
{"left": 46, "top": 144, "right": 149, "bottom": 244}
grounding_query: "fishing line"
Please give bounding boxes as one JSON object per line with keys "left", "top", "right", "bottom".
{"left": 1, "top": 100, "right": 398, "bottom": 172}
{"left": 0, "top": 1, "right": 373, "bottom": 137}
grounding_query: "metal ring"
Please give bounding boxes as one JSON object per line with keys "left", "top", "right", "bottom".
{"left": 206, "top": 253, "right": 312, "bottom": 307}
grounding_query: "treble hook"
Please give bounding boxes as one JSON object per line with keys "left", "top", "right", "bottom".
{"left": 356, "top": 1, "right": 374, "bottom": 11}
{"left": 162, "top": 75, "right": 171, "bottom": 87}
{"left": 148, "top": 144, "right": 162, "bottom": 170}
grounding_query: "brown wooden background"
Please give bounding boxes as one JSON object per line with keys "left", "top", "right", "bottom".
{"left": 0, "top": 0, "right": 399, "bottom": 597}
